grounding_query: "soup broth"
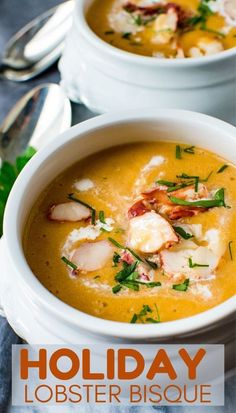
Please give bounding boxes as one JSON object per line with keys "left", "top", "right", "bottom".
{"left": 24, "top": 142, "right": 236, "bottom": 323}
{"left": 86, "top": 0, "right": 236, "bottom": 58}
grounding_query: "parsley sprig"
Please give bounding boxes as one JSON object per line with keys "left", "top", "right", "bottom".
{"left": 130, "top": 304, "right": 161, "bottom": 324}
{"left": 0, "top": 146, "right": 36, "bottom": 236}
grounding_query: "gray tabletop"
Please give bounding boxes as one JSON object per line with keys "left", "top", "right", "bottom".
{"left": 0, "top": 1, "right": 235, "bottom": 413}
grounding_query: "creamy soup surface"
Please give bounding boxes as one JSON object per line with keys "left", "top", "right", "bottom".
{"left": 87, "top": 0, "right": 236, "bottom": 58}
{"left": 24, "top": 142, "right": 236, "bottom": 324}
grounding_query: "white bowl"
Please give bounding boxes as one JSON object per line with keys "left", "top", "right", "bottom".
{"left": 0, "top": 110, "right": 236, "bottom": 360}
{"left": 59, "top": 0, "right": 236, "bottom": 124}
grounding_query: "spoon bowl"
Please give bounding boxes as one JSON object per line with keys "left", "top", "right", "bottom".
{"left": 0, "top": 43, "right": 64, "bottom": 82}
{"left": 0, "top": 84, "right": 71, "bottom": 163}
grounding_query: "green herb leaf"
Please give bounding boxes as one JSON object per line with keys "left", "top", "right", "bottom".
{"left": 61, "top": 256, "right": 78, "bottom": 270}
{"left": 112, "top": 284, "right": 123, "bottom": 294}
{"left": 169, "top": 187, "right": 226, "bottom": 208}
{"left": 115, "top": 261, "right": 139, "bottom": 282}
{"left": 173, "top": 279, "right": 190, "bottom": 292}
{"left": 130, "top": 313, "right": 138, "bottom": 323}
{"left": 104, "top": 30, "right": 114, "bottom": 35}
{"left": 145, "top": 281, "right": 162, "bottom": 288}
{"left": 174, "top": 226, "right": 194, "bottom": 240}
{"left": 68, "top": 193, "right": 96, "bottom": 224}
{"left": 217, "top": 164, "right": 229, "bottom": 174}
{"left": 122, "top": 281, "right": 140, "bottom": 291}
{"left": 156, "top": 179, "right": 176, "bottom": 187}
{"left": 176, "top": 173, "right": 199, "bottom": 180}
{"left": 122, "top": 32, "right": 131, "bottom": 39}
{"left": 167, "top": 182, "right": 194, "bottom": 193}
{"left": 176, "top": 145, "right": 182, "bottom": 159}
{"left": 130, "top": 304, "right": 160, "bottom": 323}
{"left": 16, "top": 146, "right": 37, "bottom": 173}
{"left": 145, "top": 259, "right": 158, "bottom": 269}
{"left": 108, "top": 237, "right": 124, "bottom": 249}
{"left": 99, "top": 210, "right": 106, "bottom": 224}
{"left": 228, "top": 241, "right": 233, "bottom": 260}
{"left": 108, "top": 237, "right": 143, "bottom": 262}
{"left": 112, "top": 251, "right": 121, "bottom": 267}
{"left": 139, "top": 304, "right": 152, "bottom": 316}
{"left": 183, "top": 146, "right": 195, "bottom": 154}
{"left": 0, "top": 146, "right": 36, "bottom": 237}
{"left": 146, "top": 317, "right": 160, "bottom": 323}
{"left": 188, "top": 258, "right": 209, "bottom": 268}
{"left": 201, "top": 27, "right": 225, "bottom": 37}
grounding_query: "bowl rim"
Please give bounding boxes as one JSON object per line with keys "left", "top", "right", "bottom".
{"left": 77, "top": 0, "right": 236, "bottom": 67}
{"left": 4, "top": 109, "right": 236, "bottom": 340}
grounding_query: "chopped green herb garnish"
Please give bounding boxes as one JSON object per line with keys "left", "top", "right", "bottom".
{"left": 169, "top": 187, "right": 226, "bottom": 208}
{"left": 174, "top": 226, "right": 194, "bottom": 240}
{"left": 201, "top": 171, "right": 213, "bottom": 182}
{"left": 61, "top": 256, "right": 78, "bottom": 270}
{"left": 217, "top": 164, "right": 229, "bottom": 174}
{"left": 68, "top": 193, "right": 96, "bottom": 224}
{"left": 156, "top": 179, "right": 176, "bottom": 187}
{"left": 173, "top": 279, "right": 189, "bottom": 292}
{"left": 176, "top": 145, "right": 182, "bottom": 159}
{"left": 108, "top": 237, "right": 145, "bottom": 265}
{"left": 188, "top": 258, "right": 209, "bottom": 268}
{"left": 229, "top": 241, "right": 233, "bottom": 260}
{"left": 122, "top": 281, "right": 140, "bottom": 291}
{"left": 122, "top": 32, "right": 131, "bottom": 39}
{"left": 104, "top": 30, "right": 114, "bottom": 35}
{"left": 99, "top": 210, "right": 106, "bottom": 224}
{"left": 201, "top": 27, "right": 225, "bottom": 38}
{"left": 108, "top": 237, "right": 124, "bottom": 249}
{"left": 139, "top": 304, "right": 152, "bottom": 317}
{"left": 194, "top": 176, "right": 199, "bottom": 192}
{"left": 112, "top": 284, "right": 123, "bottom": 294}
{"left": 130, "top": 313, "right": 138, "bottom": 323}
{"left": 112, "top": 251, "right": 121, "bottom": 267}
{"left": 176, "top": 173, "right": 199, "bottom": 180}
{"left": 94, "top": 275, "right": 101, "bottom": 280}
{"left": 184, "top": 145, "right": 195, "bottom": 154}
{"left": 167, "top": 182, "right": 194, "bottom": 193}
{"left": 145, "top": 281, "right": 162, "bottom": 288}
{"left": 114, "top": 227, "right": 125, "bottom": 234}
{"left": 146, "top": 318, "right": 160, "bottom": 323}
{"left": 115, "top": 261, "right": 139, "bottom": 282}
{"left": 145, "top": 259, "right": 158, "bottom": 269}
{"left": 130, "top": 304, "right": 160, "bottom": 324}
{"left": 132, "top": 14, "right": 143, "bottom": 26}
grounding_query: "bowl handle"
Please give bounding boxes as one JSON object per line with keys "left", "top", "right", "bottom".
{"left": 0, "top": 237, "right": 6, "bottom": 317}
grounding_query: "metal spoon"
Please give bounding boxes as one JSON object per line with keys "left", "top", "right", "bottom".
{"left": 0, "top": 84, "right": 71, "bottom": 163}
{"left": 0, "top": 43, "right": 64, "bottom": 82}
{"left": 0, "top": 0, "right": 74, "bottom": 81}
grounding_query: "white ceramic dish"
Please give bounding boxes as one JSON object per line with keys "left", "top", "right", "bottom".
{"left": 59, "top": 0, "right": 236, "bottom": 123}
{"left": 0, "top": 109, "right": 235, "bottom": 363}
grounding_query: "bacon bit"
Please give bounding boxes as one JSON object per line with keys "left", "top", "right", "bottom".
{"left": 139, "top": 184, "right": 209, "bottom": 220}
{"left": 128, "top": 199, "right": 150, "bottom": 219}
{"left": 123, "top": 2, "right": 166, "bottom": 16}
{"left": 123, "top": 1, "right": 192, "bottom": 27}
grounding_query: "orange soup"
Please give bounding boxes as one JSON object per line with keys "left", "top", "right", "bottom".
{"left": 24, "top": 142, "right": 236, "bottom": 323}
{"left": 87, "top": 0, "right": 236, "bottom": 58}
